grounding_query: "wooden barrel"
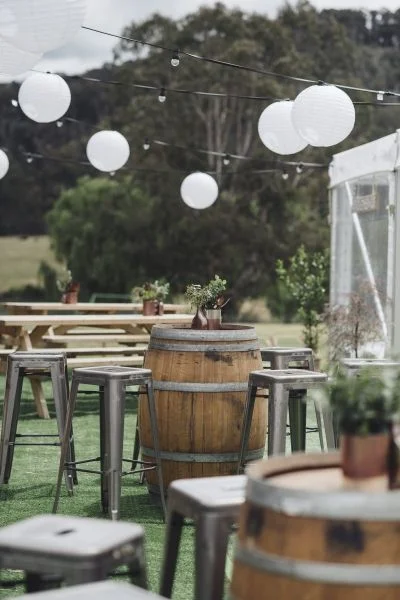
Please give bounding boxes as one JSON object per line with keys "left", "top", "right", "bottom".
{"left": 140, "top": 324, "right": 267, "bottom": 493}
{"left": 231, "top": 452, "right": 400, "bottom": 600}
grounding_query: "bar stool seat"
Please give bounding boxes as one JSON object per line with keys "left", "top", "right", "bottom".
{"left": 0, "top": 351, "right": 76, "bottom": 491}
{"left": 238, "top": 369, "right": 335, "bottom": 472}
{"left": 260, "top": 346, "right": 314, "bottom": 369}
{"left": 341, "top": 358, "right": 400, "bottom": 376}
{"left": 53, "top": 366, "right": 166, "bottom": 520}
{"left": 160, "top": 474, "right": 246, "bottom": 600}
{"left": 13, "top": 581, "right": 164, "bottom": 599}
{"left": 0, "top": 515, "right": 147, "bottom": 592}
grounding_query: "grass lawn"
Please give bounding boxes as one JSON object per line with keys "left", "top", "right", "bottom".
{"left": 0, "top": 351, "right": 322, "bottom": 599}
{"left": 0, "top": 236, "right": 61, "bottom": 293}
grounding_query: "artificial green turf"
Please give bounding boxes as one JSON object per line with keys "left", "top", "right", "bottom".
{"left": 0, "top": 376, "right": 322, "bottom": 599}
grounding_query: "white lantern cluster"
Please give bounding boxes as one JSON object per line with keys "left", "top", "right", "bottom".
{"left": 258, "top": 84, "right": 356, "bottom": 154}
{"left": 0, "top": 149, "right": 9, "bottom": 180}
{"left": 86, "top": 131, "right": 130, "bottom": 173}
{"left": 180, "top": 172, "right": 219, "bottom": 209}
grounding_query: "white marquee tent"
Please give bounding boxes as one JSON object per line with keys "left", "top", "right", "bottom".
{"left": 329, "top": 130, "right": 400, "bottom": 358}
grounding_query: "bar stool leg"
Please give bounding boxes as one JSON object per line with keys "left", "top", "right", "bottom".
{"left": 61, "top": 363, "right": 78, "bottom": 484}
{"left": 145, "top": 379, "right": 167, "bottom": 519}
{"left": 288, "top": 389, "right": 307, "bottom": 452}
{"left": 159, "top": 510, "right": 185, "bottom": 598}
{"left": 318, "top": 402, "right": 338, "bottom": 449}
{"left": 128, "top": 545, "right": 148, "bottom": 589}
{"left": 105, "top": 379, "right": 125, "bottom": 521}
{"left": 0, "top": 364, "right": 23, "bottom": 485}
{"left": 237, "top": 380, "right": 258, "bottom": 474}
{"left": 314, "top": 404, "right": 325, "bottom": 450}
{"left": 194, "top": 513, "right": 231, "bottom": 600}
{"left": 50, "top": 364, "right": 74, "bottom": 493}
{"left": 52, "top": 376, "right": 79, "bottom": 513}
{"left": 267, "top": 383, "right": 289, "bottom": 456}
{"left": 99, "top": 385, "right": 109, "bottom": 514}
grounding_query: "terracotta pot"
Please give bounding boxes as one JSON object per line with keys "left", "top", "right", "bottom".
{"left": 61, "top": 291, "right": 79, "bottom": 304}
{"left": 206, "top": 308, "right": 221, "bottom": 330}
{"left": 341, "top": 430, "right": 391, "bottom": 480}
{"left": 143, "top": 299, "right": 160, "bottom": 316}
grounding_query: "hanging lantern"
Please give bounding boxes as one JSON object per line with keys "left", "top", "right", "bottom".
{"left": 86, "top": 130, "right": 130, "bottom": 172}
{"left": 291, "top": 84, "right": 355, "bottom": 147}
{"left": 18, "top": 72, "right": 71, "bottom": 123}
{"left": 0, "top": 37, "right": 41, "bottom": 76}
{"left": 0, "top": 149, "right": 9, "bottom": 180}
{"left": 0, "top": 0, "right": 87, "bottom": 54}
{"left": 257, "top": 100, "right": 308, "bottom": 155}
{"left": 180, "top": 172, "right": 219, "bottom": 209}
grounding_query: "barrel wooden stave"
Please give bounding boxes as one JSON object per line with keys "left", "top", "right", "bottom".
{"left": 140, "top": 325, "right": 267, "bottom": 490}
{"left": 231, "top": 452, "right": 400, "bottom": 600}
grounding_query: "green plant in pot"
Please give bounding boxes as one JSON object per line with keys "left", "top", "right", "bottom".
{"left": 56, "top": 268, "right": 80, "bottom": 304}
{"left": 131, "top": 280, "right": 170, "bottom": 315}
{"left": 326, "top": 366, "right": 400, "bottom": 485}
{"left": 185, "top": 275, "right": 229, "bottom": 329}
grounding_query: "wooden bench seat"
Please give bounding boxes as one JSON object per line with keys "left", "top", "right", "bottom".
{"left": 42, "top": 334, "right": 150, "bottom": 346}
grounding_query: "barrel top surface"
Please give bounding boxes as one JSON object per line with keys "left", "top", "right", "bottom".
{"left": 149, "top": 323, "right": 259, "bottom": 341}
{"left": 245, "top": 452, "right": 400, "bottom": 520}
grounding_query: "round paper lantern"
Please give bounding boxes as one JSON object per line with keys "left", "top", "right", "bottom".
{"left": 258, "top": 100, "right": 308, "bottom": 155}
{"left": 18, "top": 72, "right": 71, "bottom": 123}
{"left": 0, "top": 37, "right": 41, "bottom": 76}
{"left": 0, "top": 149, "right": 9, "bottom": 180}
{"left": 291, "top": 84, "right": 355, "bottom": 147}
{"left": 86, "top": 130, "right": 130, "bottom": 172}
{"left": 180, "top": 172, "right": 219, "bottom": 210}
{"left": 0, "top": 0, "right": 87, "bottom": 54}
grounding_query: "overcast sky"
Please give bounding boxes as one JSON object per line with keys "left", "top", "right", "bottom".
{"left": 29, "top": 0, "right": 400, "bottom": 76}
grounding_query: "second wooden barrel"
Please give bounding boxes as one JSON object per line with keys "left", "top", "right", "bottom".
{"left": 231, "top": 452, "right": 400, "bottom": 600}
{"left": 140, "top": 324, "right": 267, "bottom": 492}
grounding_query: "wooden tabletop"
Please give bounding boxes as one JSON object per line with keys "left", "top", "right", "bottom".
{"left": 1, "top": 302, "right": 188, "bottom": 314}
{"left": 0, "top": 313, "right": 193, "bottom": 327}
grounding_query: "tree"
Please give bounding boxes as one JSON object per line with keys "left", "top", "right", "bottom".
{"left": 276, "top": 245, "right": 329, "bottom": 354}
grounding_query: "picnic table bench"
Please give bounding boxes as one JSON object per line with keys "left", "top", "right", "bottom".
{"left": 0, "top": 313, "right": 193, "bottom": 419}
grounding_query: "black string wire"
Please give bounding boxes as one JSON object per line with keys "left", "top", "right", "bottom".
{"left": 81, "top": 25, "right": 400, "bottom": 99}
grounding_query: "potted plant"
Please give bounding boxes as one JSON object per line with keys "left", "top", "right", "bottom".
{"left": 185, "top": 275, "right": 229, "bottom": 329}
{"left": 56, "top": 269, "right": 80, "bottom": 304}
{"left": 131, "top": 280, "right": 170, "bottom": 316}
{"left": 324, "top": 366, "right": 400, "bottom": 486}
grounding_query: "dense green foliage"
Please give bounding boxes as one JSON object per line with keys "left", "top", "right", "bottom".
{"left": 2, "top": 2, "right": 400, "bottom": 301}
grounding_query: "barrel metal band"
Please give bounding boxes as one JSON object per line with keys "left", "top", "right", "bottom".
{"left": 234, "top": 546, "right": 400, "bottom": 585}
{"left": 151, "top": 325, "right": 258, "bottom": 342}
{"left": 153, "top": 381, "right": 248, "bottom": 393}
{"left": 246, "top": 476, "right": 400, "bottom": 520}
{"left": 141, "top": 446, "right": 264, "bottom": 463}
{"left": 149, "top": 341, "right": 260, "bottom": 352}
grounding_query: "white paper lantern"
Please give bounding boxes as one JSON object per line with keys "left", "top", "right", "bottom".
{"left": 18, "top": 72, "right": 71, "bottom": 123}
{"left": 258, "top": 100, "right": 308, "bottom": 155}
{"left": 0, "top": 0, "right": 87, "bottom": 54}
{"left": 0, "top": 37, "right": 41, "bottom": 76}
{"left": 0, "top": 149, "right": 9, "bottom": 180}
{"left": 291, "top": 84, "right": 355, "bottom": 147}
{"left": 180, "top": 172, "right": 219, "bottom": 210}
{"left": 86, "top": 130, "right": 130, "bottom": 173}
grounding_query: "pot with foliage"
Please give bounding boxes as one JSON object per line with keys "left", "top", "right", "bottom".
{"left": 185, "top": 275, "right": 229, "bottom": 330}
{"left": 57, "top": 269, "right": 80, "bottom": 304}
{"left": 325, "top": 366, "right": 400, "bottom": 485}
{"left": 131, "top": 280, "right": 170, "bottom": 316}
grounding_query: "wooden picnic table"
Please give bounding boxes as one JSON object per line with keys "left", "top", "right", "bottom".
{"left": 1, "top": 302, "right": 187, "bottom": 315}
{"left": 0, "top": 313, "right": 193, "bottom": 419}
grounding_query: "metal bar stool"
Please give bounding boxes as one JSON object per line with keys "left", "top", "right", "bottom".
{"left": 13, "top": 581, "right": 166, "bottom": 599}
{"left": 53, "top": 366, "right": 166, "bottom": 520}
{"left": 260, "top": 346, "right": 321, "bottom": 449}
{"left": 341, "top": 358, "right": 400, "bottom": 376}
{"left": 159, "top": 475, "right": 246, "bottom": 600}
{"left": 0, "top": 515, "right": 147, "bottom": 592}
{"left": 237, "top": 369, "right": 334, "bottom": 472}
{"left": 0, "top": 351, "right": 76, "bottom": 491}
